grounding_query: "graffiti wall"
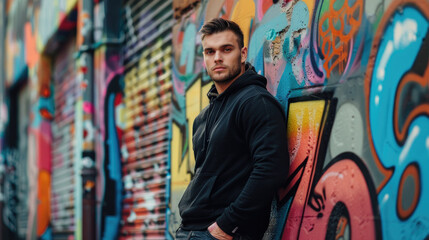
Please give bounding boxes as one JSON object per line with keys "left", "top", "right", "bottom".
{"left": 3, "top": 0, "right": 80, "bottom": 239}
{"left": 93, "top": 2, "right": 125, "bottom": 240}
{"left": 1, "top": 0, "right": 428, "bottom": 239}
{"left": 170, "top": 0, "right": 429, "bottom": 239}
{"left": 120, "top": 0, "right": 174, "bottom": 239}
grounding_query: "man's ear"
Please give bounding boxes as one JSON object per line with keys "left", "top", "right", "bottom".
{"left": 241, "top": 47, "right": 248, "bottom": 63}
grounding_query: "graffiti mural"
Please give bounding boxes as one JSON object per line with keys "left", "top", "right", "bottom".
{"left": 171, "top": 0, "right": 429, "bottom": 239}
{"left": 94, "top": 46, "right": 125, "bottom": 240}
{"left": 1, "top": 0, "right": 428, "bottom": 239}
{"left": 276, "top": 96, "right": 381, "bottom": 239}
{"left": 26, "top": 54, "right": 55, "bottom": 240}
{"left": 120, "top": 0, "right": 173, "bottom": 238}
{"left": 50, "top": 39, "right": 80, "bottom": 240}
{"left": 365, "top": 0, "right": 429, "bottom": 238}
{"left": 91, "top": 1, "right": 126, "bottom": 239}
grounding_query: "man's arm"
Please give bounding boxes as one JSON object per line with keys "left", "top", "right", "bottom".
{"left": 215, "top": 94, "right": 289, "bottom": 235}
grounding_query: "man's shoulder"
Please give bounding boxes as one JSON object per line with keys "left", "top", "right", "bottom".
{"left": 235, "top": 84, "right": 269, "bottom": 98}
{"left": 236, "top": 85, "right": 277, "bottom": 104}
{"left": 194, "top": 104, "right": 210, "bottom": 121}
{"left": 235, "top": 86, "right": 285, "bottom": 117}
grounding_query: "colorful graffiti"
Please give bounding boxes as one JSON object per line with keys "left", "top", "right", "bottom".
{"left": 28, "top": 55, "right": 54, "bottom": 240}
{"left": 365, "top": 0, "right": 429, "bottom": 239}
{"left": 1, "top": 0, "right": 429, "bottom": 239}
{"left": 171, "top": 0, "right": 429, "bottom": 239}
{"left": 276, "top": 97, "right": 381, "bottom": 239}
{"left": 94, "top": 45, "right": 125, "bottom": 240}
{"left": 120, "top": 1, "right": 173, "bottom": 239}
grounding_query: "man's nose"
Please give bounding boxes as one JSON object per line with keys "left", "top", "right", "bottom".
{"left": 214, "top": 51, "right": 222, "bottom": 62}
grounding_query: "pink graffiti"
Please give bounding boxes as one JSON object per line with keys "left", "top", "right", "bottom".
{"left": 298, "top": 159, "right": 376, "bottom": 239}
{"left": 83, "top": 102, "right": 95, "bottom": 114}
{"left": 257, "top": 0, "right": 274, "bottom": 21}
{"left": 278, "top": 100, "right": 379, "bottom": 239}
{"left": 38, "top": 122, "right": 52, "bottom": 172}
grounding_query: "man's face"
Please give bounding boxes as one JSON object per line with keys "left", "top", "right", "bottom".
{"left": 202, "top": 30, "right": 247, "bottom": 84}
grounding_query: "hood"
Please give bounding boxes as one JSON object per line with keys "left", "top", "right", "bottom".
{"left": 207, "top": 63, "right": 267, "bottom": 102}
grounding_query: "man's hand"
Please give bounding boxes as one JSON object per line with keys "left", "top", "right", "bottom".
{"left": 208, "top": 222, "right": 233, "bottom": 240}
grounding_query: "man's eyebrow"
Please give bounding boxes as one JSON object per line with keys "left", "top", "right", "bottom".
{"left": 203, "top": 44, "right": 235, "bottom": 51}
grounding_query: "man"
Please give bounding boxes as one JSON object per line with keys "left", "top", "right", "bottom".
{"left": 177, "top": 18, "right": 289, "bottom": 240}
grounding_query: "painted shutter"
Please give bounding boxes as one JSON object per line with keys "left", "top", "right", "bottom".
{"left": 121, "top": 0, "right": 173, "bottom": 238}
{"left": 50, "top": 39, "right": 79, "bottom": 239}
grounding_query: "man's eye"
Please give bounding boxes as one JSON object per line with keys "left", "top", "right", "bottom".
{"left": 205, "top": 50, "right": 214, "bottom": 55}
{"left": 224, "top": 48, "right": 232, "bottom": 52}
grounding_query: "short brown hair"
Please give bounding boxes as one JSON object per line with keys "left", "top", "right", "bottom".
{"left": 200, "top": 18, "right": 244, "bottom": 48}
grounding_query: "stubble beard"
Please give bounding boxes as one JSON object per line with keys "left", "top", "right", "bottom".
{"left": 209, "top": 63, "right": 242, "bottom": 85}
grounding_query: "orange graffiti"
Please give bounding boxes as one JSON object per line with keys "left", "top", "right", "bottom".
{"left": 25, "top": 22, "right": 40, "bottom": 68}
{"left": 40, "top": 84, "right": 51, "bottom": 98}
{"left": 318, "top": 0, "right": 363, "bottom": 78}
{"left": 37, "top": 171, "right": 51, "bottom": 237}
{"left": 39, "top": 108, "right": 54, "bottom": 121}
{"left": 336, "top": 217, "right": 348, "bottom": 239}
{"left": 230, "top": 0, "right": 255, "bottom": 48}
{"left": 222, "top": 0, "right": 236, "bottom": 19}
{"left": 205, "top": 0, "right": 226, "bottom": 21}
{"left": 77, "top": 0, "right": 89, "bottom": 47}
{"left": 38, "top": 56, "right": 52, "bottom": 95}
{"left": 85, "top": 180, "right": 96, "bottom": 191}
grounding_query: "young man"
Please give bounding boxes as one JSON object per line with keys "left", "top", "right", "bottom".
{"left": 176, "top": 18, "right": 289, "bottom": 240}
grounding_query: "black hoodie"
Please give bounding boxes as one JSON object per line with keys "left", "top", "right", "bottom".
{"left": 178, "top": 64, "right": 289, "bottom": 239}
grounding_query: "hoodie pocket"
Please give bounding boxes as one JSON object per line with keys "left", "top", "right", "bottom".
{"left": 179, "top": 173, "right": 217, "bottom": 219}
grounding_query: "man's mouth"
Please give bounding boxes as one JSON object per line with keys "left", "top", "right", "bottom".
{"left": 213, "top": 66, "right": 226, "bottom": 72}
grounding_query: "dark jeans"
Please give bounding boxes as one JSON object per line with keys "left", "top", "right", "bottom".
{"left": 176, "top": 228, "right": 248, "bottom": 240}
{"left": 176, "top": 228, "right": 217, "bottom": 239}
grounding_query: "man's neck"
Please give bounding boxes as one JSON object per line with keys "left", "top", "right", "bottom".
{"left": 214, "top": 80, "right": 235, "bottom": 95}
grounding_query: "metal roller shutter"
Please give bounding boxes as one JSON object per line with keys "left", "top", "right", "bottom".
{"left": 50, "top": 39, "right": 79, "bottom": 239}
{"left": 121, "top": 0, "right": 173, "bottom": 239}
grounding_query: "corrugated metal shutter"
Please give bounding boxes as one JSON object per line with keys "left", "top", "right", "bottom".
{"left": 17, "top": 85, "right": 30, "bottom": 238}
{"left": 50, "top": 39, "right": 78, "bottom": 239}
{"left": 121, "top": 0, "right": 173, "bottom": 239}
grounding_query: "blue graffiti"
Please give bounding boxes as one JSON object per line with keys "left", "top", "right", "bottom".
{"left": 369, "top": 5, "right": 429, "bottom": 240}
{"left": 180, "top": 24, "right": 197, "bottom": 75}
{"left": 101, "top": 79, "right": 123, "bottom": 240}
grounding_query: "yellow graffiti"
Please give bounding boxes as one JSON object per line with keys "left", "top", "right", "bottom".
{"left": 287, "top": 100, "right": 325, "bottom": 165}
{"left": 288, "top": 100, "right": 325, "bottom": 139}
{"left": 301, "top": 0, "right": 315, "bottom": 23}
{"left": 124, "top": 40, "right": 172, "bottom": 129}
{"left": 170, "top": 76, "right": 211, "bottom": 234}
{"left": 230, "top": 0, "right": 255, "bottom": 48}
{"left": 171, "top": 77, "right": 212, "bottom": 189}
